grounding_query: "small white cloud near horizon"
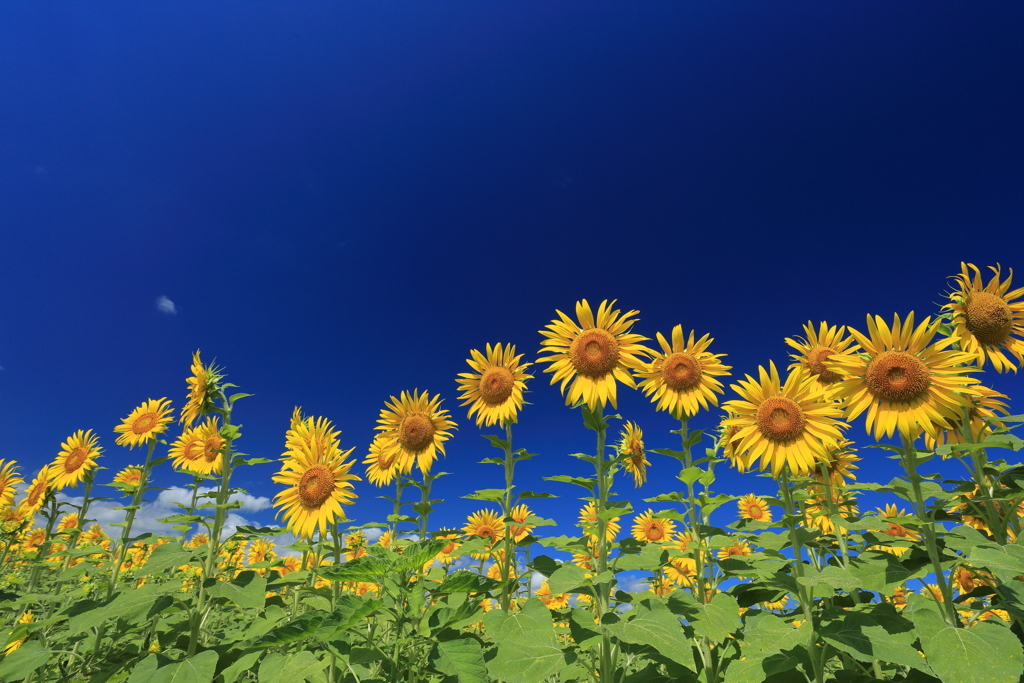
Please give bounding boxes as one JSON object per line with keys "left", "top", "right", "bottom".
{"left": 156, "top": 295, "right": 177, "bottom": 315}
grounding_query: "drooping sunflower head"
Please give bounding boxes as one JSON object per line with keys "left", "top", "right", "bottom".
{"left": 509, "top": 503, "right": 535, "bottom": 542}
{"left": 457, "top": 343, "right": 533, "bottom": 428}
{"left": 722, "top": 362, "right": 847, "bottom": 477}
{"left": 181, "top": 350, "right": 224, "bottom": 426}
{"left": 21, "top": 465, "right": 54, "bottom": 516}
{"left": 635, "top": 324, "right": 731, "bottom": 419}
{"left": 578, "top": 502, "right": 620, "bottom": 542}
{"left": 616, "top": 421, "right": 649, "bottom": 488}
{"left": 363, "top": 434, "right": 410, "bottom": 488}
{"left": 828, "top": 313, "right": 980, "bottom": 441}
{"left": 815, "top": 439, "right": 859, "bottom": 488}
{"left": 945, "top": 263, "right": 1024, "bottom": 373}
{"left": 0, "top": 460, "right": 24, "bottom": 509}
{"left": 537, "top": 299, "right": 651, "bottom": 411}
{"left": 869, "top": 504, "right": 921, "bottom": 558}
{"left": 785, "top": 321, "right": 860, "bottom": 387}
{"left": 272, "top": 414, "right": 360, "bottom": 540}
{"left": 631, "top": 509, "right": 676, "bottom": 543}
{"left": 51, "top": 429, "right": 102, "bottom": 490}
{"left": 375, "top": 390, "right": 456, "bottom": 475}
{"left": 111, "top": 465, "right": 144, "bottom": 493}
{"left": 737, "top": 494, "right": 773, "bottom": 523}
{"left": 924, "top": 384, "right": 1010, "bottom": 452}
{"left": 114, "top": 398, "right": 174, "bottom": 448}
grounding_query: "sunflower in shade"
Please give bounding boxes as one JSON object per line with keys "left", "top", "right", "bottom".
{"left": 508, "top": 504, "right": 535, "bottom": 542}
{"left": 737, "top": 494, "right": 773, "bottom": 524}
{"left": 946, "top": 263, "right": 1024, "bottom": 373}
{"left": 869, "top": 504, "right": 921, "bottom": 557}
{"left": 578, "top": 502, "right": 619, "bottom": 542}
{"left": 0, "top": 460, "right": 24, "bottom": 509}
{"left": 456, "top": 343, "right": 533, "bottom": 428}
{"left": 114, "top": 398, "right": 174, "bottom": 448}
{"left": 537, "top": 299, "right": 650, "bottom": 411}
{"left": 616, "top": 422, "right": 649, "bottom": 487}
{"left": 272, "top": 414, "right": 360, "bottom": 540}
{"left": 51, "top": 429, "right": 102, "bottom": 490}
{"left": 631, "top": 509, "right": 675, "bottom": 543}
{"left": 827, "top": 312, "right": 979, "bottom": 442}
{"left": 374, "top": 390, "right": 456, "bottom": 475}
{"left": 785, "top": 321, "right": 859, "bottom": 389}
{"left": 924, "top": 385, "right": 1010, "bottom": 451}
{"left": 635, "top": 324, "right": 731, "bottom": 418}
{"left": 722, "top": 362, "right": 847, "bottom": 477}
{"left": 433, "top": 529, "right": 462, "bottom": 565}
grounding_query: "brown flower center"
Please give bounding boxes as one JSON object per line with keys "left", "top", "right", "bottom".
{"left": 882, "top": 522, "right": 911, "bottom": 539}
{"left": 298, "top": 464, "right": 335, "bottom": 507}
{"left": 646, "top": 524, "right": 664, "bottom": 541}
{"left": 965, "top": 291, "right": 1014, "bottom": 345}
{"left": 806, "top": 347, "right": 842, "bottom": 383}
{"left": 755, "top": 397, "right": 807, "bottom": 441}
{"left": 475, "top": 525, "right": 497, "bottom": 541}
{"left": 661, "top": 352, "right": 703, "bottom": 391}
{"left": 399, "top": 414, "right": 436, "bottom": 452}
{"left": 629, "top": 453, "right": 645, "bottom": 468}
{"left": 569, "top": 328, "right": 620, "bottom": 377}
{"left": 182, "top": 438, "right": 203, "bottom": 461}
{"left": 203, "top": 435, "right": 224, "bottom": 463}
{"left": 747, "top": 504, "right": 764, "bottom": 520}
{"left": 26, "top": 482, "right": 45, "bottom": 507}
{"left": 64, "top": 447, "right": 89, "bottom": 473}
{"left": 479, "top": 366, "right": 515, "bottom": 405}
{"left": 865, "top": 351, "right": 930, "bottom": 402}
{"left": 131, "top": 412, "right": 158, "bottom": 435}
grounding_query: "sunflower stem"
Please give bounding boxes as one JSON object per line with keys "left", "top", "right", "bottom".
{"left": 957, "top": 405, "right": 1006, "bottom": 544}
{"left": 899, "top": 433, "right": 958, "bottom": 626}
{"left": 817, "top": 460, "right": 850, "bottom": 569}
{"left": 179, "top": 477, "right": 203, "bottom": 547}
{"left": 585, "top": 405, "right": 618, "bottom": 683}
{"left": 679, "top": 416, "right": 709, "bottom": 604}
{"left": 500, "top": 422, "right": 516, "bottom": 611}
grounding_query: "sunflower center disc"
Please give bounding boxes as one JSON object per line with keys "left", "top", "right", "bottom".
{"left": 646, "top": 525, "right": 664, "bottom": 541}
{"left": 298, "top": 464, "right": 335, "bottom": 507}
{"left": 807, "top": 347, "right": 842, "bottom": 383}
{"left": 480, "top": 366, "right": 515, "bottom": 405}
{"left": 399, "top": 414, "right": 436, "bottom": 452}
{"left": 882, "top": 522, "right": 910, "bottom": 539}
{"left": 661, "top": 352, "right": 703, "bottom": 391}
{"left": 27, "top": 483, "right": 44, "bottom": 507}
{"left": 748, "top": 504, "right": 763, "bottom": 520}
{"left": 132, "top": 413, "right": 158, "bottom": 435}
{"left": 965, "top": 291, "right": 1014, "bottom": 345}
{"left": 569, "top": 328, "right": 620, "bottom": 377}
{"left": 204, "top": 436, "right": 224, "bottom": 462}
{"left": 64, "top": 447, "right": 89, "bottom": 473}
{"left": 477, "top": 525, "right": 496, "bottom": 541}
{"left": 755, "top": 397, "right": 807, "bottom": 441}
{"left": 865, "top": 351, "right": 931, "bottom": 402}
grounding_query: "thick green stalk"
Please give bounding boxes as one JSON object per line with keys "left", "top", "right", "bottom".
{"left": 779, "top": 469, "right": 824, "bottom": 683}
{"left": 817, "top": 462, "right": 850, "bottom": 569}
{"left": 178, "top": 477, "right": 203, "bottom": 547}
{"left": 500, "top": 423, "right": 516, "bottom": 611}
{"left": 678, "top": 416, "right": 709, "bottom": 603}
{"left": 587, "top": 406, "right": 617, "bottom": 683}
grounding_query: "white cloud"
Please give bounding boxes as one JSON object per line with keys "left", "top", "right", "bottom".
{"left": 156, "top": 295, "right": 177, "bottom": 315}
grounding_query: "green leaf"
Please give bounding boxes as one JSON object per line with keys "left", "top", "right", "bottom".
{"left": 139, "top": 544, "right": 195, "bottom": 577}
{"left": 968, "top": 543, "right": 1024, "bottom": 581}
{"left": 518, "top": 491, "right": 557, "bottom": 499}
{"left": 847, "top": 551, "right": 924, "bottom": 593}
{"left": 615, "top": 542, "right": 667, "bottom": 572}
{"left": 463, "top": 489, "right": 507, "bottom": 503}
{"left": 742, "top": 613, "right": 810, "bottom": 656}
{"left": 484, "top": 598, "right": 565, "bottom": 683}
{"left": 547, "top": 563, "right": 589, "bottom": 595}
{"left": 820, "top": 612, "right": 930, "bottom": 673}
{"left": 317, "top": 556, "right": 391, "bottom": 583}
{"left": 432, "top": 638, "right": 487, "bottom": 683}
{"left": 327, "top": 595, "right": 384, "bottom": 634}
{"left": 482, "top": 434, "right": 510, "bottom": 451}
{"left": 435, "top": 571, "right": 502, "bottom": 594}
{"left": 606, "top": 598, "right": 696, "bottom": 670}
{"left": 392, "top": 538, "right": 448, "bottom": 572}
{"left": 127, "top": 652, "right": 219, "bottom": 683}
{"left": 251, "top": 611, "right": 332, "bottom": 648}
{"left": 796, "top": 565, "right": 862, "bottom": 596}
{"left": 67, "top": 583, "right": 172, "bottom": 634}
{"left": 569, "top": 608, "right": 602, "bottom": 651}
{"left": 543, "top": 475, "right": 597, "bottom": 491}
{"left": 234, "top": 457, "right": 272, "bottom": 466}
{"left": 207, "top": 571, "right": 267, "bottom": 610}
{"left": 690, "top": 592, "right": 740, "bottom": 642}
{"left": 258, "top": 651, "right": 326, "bottom": 683}
{"left": 915, "top": 607, "right": 1023, "bottom": 683}
{"left": 677, "top": 467, "right": 703, "bottom": 486}
{"left": 0, "top": 642, "right": 52, "bottom": 682}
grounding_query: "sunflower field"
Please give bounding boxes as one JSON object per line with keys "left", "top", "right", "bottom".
{"left": 3, "top": 262, "right": 1024, "bottom": 683}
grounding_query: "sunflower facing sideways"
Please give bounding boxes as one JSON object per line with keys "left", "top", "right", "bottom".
{"left": 114, "top": 398, "right": 174, "bottom": 448}
{"left": 617, "top": 421, "right": 649, "bottom": 487}
{"left": 0, "top": 460, "right": 24, "bottom": 509}
{"left": 722, "top": 362, "right": 847, "bottom": 477}
{"left": 21, "top": 465, "right": 54, "bottom": 517}
{"left": 456, "top": 343, "right": 533, "bottom": 428}
{"left": 946, "top": 263, "right": 1024, "bottom": 373}
{"left": 363, "top": 434, "right": 409, "bottom": 487}
{"left": 374, "top": 390, "right": 456, "bottom": 475}
{"left": 51, "top": 429, "right": 102, "bottom": 490}
{"left": 785, "top": 321, "right": 860, "bottom": 389}
{"left": 272, "top": 414, "right": 360, "bottom": 540}
{"left": 635, "top": 324, "right": 731, "bottom": 419}
{"left": 826, "top": 312, "right": 980, "bottom": 441}
{"left": 538, "top": 299, "right": 650, "bottom": 411}
{"left": 181, "top": 350, "right": 223, "bottom": 427}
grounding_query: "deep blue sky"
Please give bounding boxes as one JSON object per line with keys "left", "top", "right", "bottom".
{"left": 2, "top": 1, "right": 1023, "bottom": 538}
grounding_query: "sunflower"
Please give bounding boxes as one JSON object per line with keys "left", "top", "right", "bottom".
{"left": 616, "top": 422, "right": 649, "bottom": 487}
{"left": 869, "top": 504, "right": 921, "bottom": 557}
{"left": 112, "top": 465, "right": 143, "bottom": 492}
{"left": 279, "top": 555, "right": 303, "bottom": 575}
{"left": 57, "top": 513, "right": 80, "bottom": 534}
{"left": 536, "top": 582, "right": 570, "bottom": 610}
{"left": 717, "top": 539, "right": 753, "bottom": 560}
{"left": 272, "top": 415, "right": 360, "bottom": 540}
{"left": 578, "top": 502, "right": 619, "bottom": 542}
{"left": 456, "top": 343, "right": 533, "bottom": 428}
{"left": 80, "top": 523, "right": 108, "bottom": 547}
{"left": 0, "top": 461, "right": 23, "bottom": 509}
{"left": 21, "top": 465, "right": 54, "bottom": 516}
{"left": 463, "top": 509, "right": 504, "bottom": 559}
{"left": 363, "top": 434, "right": 409, "bottom": 487}
{"left": 50, "top": 429, "right": 102, "bottom": 490}
{"left": 946, "top": 263, "right": 1024, "bottom": 372}
{"left": 375, "top": 390, "right": 456, "bottom": 475}
{"left": 114, "top": 398, "right": 174, "bottom": 448}
{"left": 168, "top": 426, "right": 204, "bottom": 473}
{"left": 4, "top": 611, "right": 32, "bottom": 655}
{"left": 344, "top": 532, "right": 368, "bottom": 562}
{"left": 952, "top": 565, "right": 992, "bottom": 594}
{"left": 737, "top": 494, "right": 773, "bottom": 523}
{"left": 719, "top": 416, "right": 756, "bottom": 473}
{"left": 508, "top": 503, "right": 535, "bottom": 542}
{"left": 190, "top": 418, "right": 226, "bottom": 476}
{"left": 722, "top": 363, "right": 847, "bottom": 477}
{"left": 664, "top": 557, "right": 697, "bottom": 586}
{"left": 181, "top": 350, "right": 222, "bottom": 426}
{"left": 433, "top": 530, "right": 462, "bottom": 565}
{"left": 924, "top": 385, "right": 1010, "bottom": 451}
{"left": 635, "top": 325, "right": 730, "bottom": 418}
{"left": 631, "top": 509, "right": 675, "bottom": 543}
{"left": 785, "top": 321, "right": 860, "bottom": 388}
{"left": 376, "top": 530, "right": 394, "bottom": 549}
{"left": 248, "top": 539, "right": 277, "bottom": 566}
{"left": 185, "top": 532, "right": 210, "bottom": 549}
{"left": 537, "top": 299, "right": 650, "bottom": 411}
{"left": 803, "top": 495, "right": 859, "bottom": 535}
{"left": 815, "top": 440, "right": 859, "bottom": 488}
{"left": 827, "top": 313, "right": 979, "bottom": 441}
{"left": 0, "top": 506, "right": 29, "bottom": 535}
{"left": 763, "top": 595, "right": 790, "bottom": 611}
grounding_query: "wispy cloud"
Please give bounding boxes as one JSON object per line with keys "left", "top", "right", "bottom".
{"left": 156, "top": 295, "right": 177, "bottom": 315}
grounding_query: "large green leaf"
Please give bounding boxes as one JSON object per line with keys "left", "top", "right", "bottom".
{"left": 723, "top": 652, "right": 802, "bottom": 683}
{"left": 820, "top": 612, "right": 931, "bottom": 673}
{"left": 615, "top": 542, "right": 667, "bottom": 572}
{"left": 207, "top": 571, "right": 267, "bottom": 610}
{"left": 67, "top": 583, "right": 173, "bottom": 634}
{"left": 968, "top": 543, "right": 1024, "bottom": 582}
{"left": 484, "top": 598, "right": 564, "bottom": 683}
{"left": 317, "top": 556, "right": 391, "bottom": 582}
{"left": 606, "top": 598, "right": 696, "bottom": 671}
{"left": 914, "top": 607, "right": 1024, "bottom": 683}
{"left": 127, "top": 651, "right": 219, "bottom": 683}
{"left": 742, "top": 613, "right": 809, "bottom": 656}
{"left": 847, "top": 551, "right": 924, "bottom": 593}
{"left": 392, "top": 538, "right": 448, "bottom": 572}
{"left": 0, "top": 642, "right": 52, "bottom": 682}
{"left": 258, "top": 651, "right": 326, "bottom": 683}
{"left": 796, "top": 565, "right": 861, "bottom": 596}
{"left": 218, "top": 651, "right": 262, "bottom": 683}
{"left": 690, "top": 592, "right": 740, "bottom": 642}
{"left": 431, "top": 637, "right": 487, "bottom": 683}
{"left": 547, "top": 563, "right": 588, "bottom": 595}
{"left": 138, "top": 544, "right": 195, "bottom": 577}
{"left": 435, "top": 571, "right": 502, "bottom": 594}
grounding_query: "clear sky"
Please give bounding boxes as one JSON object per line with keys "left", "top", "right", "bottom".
{"left": 1, "top": 1, "right": 1022, "bottom": 541}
